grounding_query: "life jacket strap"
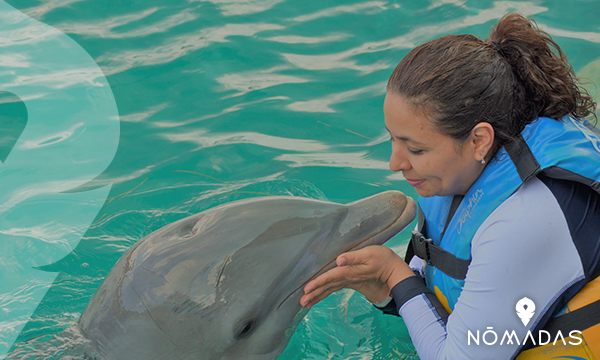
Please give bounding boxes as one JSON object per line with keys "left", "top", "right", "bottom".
{"left": 407, "top": 231, "right": 471, "bottom": 280}
{"left": 543, "top": 297, "right": 600, "bottom": 337}
{"left": 505, "top": 134, "right": 541, "bottom": 182}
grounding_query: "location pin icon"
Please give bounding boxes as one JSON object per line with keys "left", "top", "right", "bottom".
{"left": 516, "top": 297, "right": 536, "bottom": 326}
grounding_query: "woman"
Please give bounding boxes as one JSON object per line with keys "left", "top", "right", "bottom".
{"left": 300, "top": 13, "right": 600, "bottom": 359}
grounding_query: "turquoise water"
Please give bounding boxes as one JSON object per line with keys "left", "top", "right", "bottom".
{"left": 2, "top": 0, "right": 599, "bottom": 358}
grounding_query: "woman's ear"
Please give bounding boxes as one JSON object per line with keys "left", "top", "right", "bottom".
{"left": 471, "top": 122, "right": 495, "bottom": 161}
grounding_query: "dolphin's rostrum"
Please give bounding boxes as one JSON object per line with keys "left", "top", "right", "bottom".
{"left": 78, "top": 191, "right": 415, "bottom": 360}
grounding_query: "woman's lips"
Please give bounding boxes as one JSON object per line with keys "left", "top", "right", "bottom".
{"left": 406, "top": 179, "right": 425, "bottom": 187}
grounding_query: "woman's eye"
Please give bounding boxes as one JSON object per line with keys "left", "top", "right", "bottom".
{"left": 408, "top": 148, "right": 424, "bottom": 155}
{"left": 388, "top": 136, "right": 394, "bottom": 142}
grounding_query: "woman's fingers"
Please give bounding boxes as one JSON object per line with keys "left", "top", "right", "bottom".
{"left": 301, "top": 282, "right": 341, "bottom": 308}
{"left": 301, "top": 283, "right": 344, "bottom": 309}
{"left": 300, "top": 246, "right": 407, "bottom": 308}
{"left": 336, "top": 246, "right": 376, "bottom": 267}
{"left": 301, "top": 264, "right": 366, "bottom": 307}
{"left": 301, "top": 271, "right": 388, "bottom": 308}
{"left": 303, "top": 265, "right": 351, "bottom": 298}
{"left": 303, "top": 264, "right": 373, "bottom": 296}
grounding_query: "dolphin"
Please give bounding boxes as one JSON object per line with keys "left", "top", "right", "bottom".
{"left": 77, "top": 191, "right": 415, "bottom": 360}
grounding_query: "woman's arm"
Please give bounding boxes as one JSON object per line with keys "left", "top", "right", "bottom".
{"left": 303, "top": 176, "right": 588, "bottom": 359}
{"left": 398, "top": 176, "right": 586, "bottom": 359}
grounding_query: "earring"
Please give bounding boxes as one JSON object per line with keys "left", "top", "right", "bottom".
{"left": 481, "top": 158, "right": 486, "bottom": 165}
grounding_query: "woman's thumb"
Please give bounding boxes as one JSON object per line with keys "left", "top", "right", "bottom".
{"left": 337, "top": 249, "right": 363, "bottom": 267}
{"left": 336, "top": 255, "right": 348, "bottom": 266}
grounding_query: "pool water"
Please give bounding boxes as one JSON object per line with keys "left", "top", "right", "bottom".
{"left": 1, "top": 0, "right": 599, "bottom": 358}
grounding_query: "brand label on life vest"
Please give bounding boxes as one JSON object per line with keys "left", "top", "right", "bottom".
{"left": 457, "top": 189, "right": 484, "bottom": 234}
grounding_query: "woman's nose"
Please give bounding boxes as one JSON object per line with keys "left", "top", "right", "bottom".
{"left": 389, "top": 150, "right": 411, "bottom": 172}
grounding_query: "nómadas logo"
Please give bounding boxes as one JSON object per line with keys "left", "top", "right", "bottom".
{"left": 467, "top": 297, "right": 582, "bottom": 346}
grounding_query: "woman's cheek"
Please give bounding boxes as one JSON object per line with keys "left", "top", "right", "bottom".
{"left": 413, "top": 159, "right": 430, "bottom": 178}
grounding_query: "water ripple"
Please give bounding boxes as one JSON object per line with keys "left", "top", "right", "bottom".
{"left": 3, "top": 66, "right": 108, "bottom": 90}
{"left": 189, "top": 0, "right": 285, "bottom": 16}
{"left": 291, "top": 1, "right": 388, "bottom": 23}
{"left": 0, "top": 17, "right": 59, "bottom": 48}
{"left": 279, "top": 1, "right": 548, "bottom": 73}
{"left": 281, "top": 52, "right": 392, "bottom": 74}
{"left": 21, "top": 123, "right": 83, "bottom": 149}
{"left": 217, "top": 66, "right": 310, "bottom": 98}
{"left": 265, "top": 34, "right": 350, "bottom": 44}
{"left": 1, "top": 223, "right": 84, "bottom": 249}
{"left": 57, "top": 8, "right": 199, "bottom": 39}
{"left": 64, "top": 155, "right": 181, "bottom": 192}
{"left": 427, "top": 0, "right": 467, "bottom": 10}
{"left": 287, "top": 82, "right": 386, "bottom": 113}
{"left": 163, "top": 129, "right": 330, "bottom": 152}
{"left": 0, "top": 54, "right": 29, "bottom": 68}
{"left": 120, "top": 103, "right": 170, "bottom": 123}
{"left": 98, "top": 22, "right": 283, "bottom": 75}
{"left": 153, "top": 96, "right": 288, "bottom": 127}
{"left": 538, "top": 24, "right": 600, "bottom": 43}
{"left": 275, "top": 152, "right": 389, "bottom": 169}
{"left": 23, "top": 0, "right": 85, "bottom": 20}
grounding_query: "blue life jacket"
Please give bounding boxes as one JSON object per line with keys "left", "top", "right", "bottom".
{"left": 416, "top": 116, "right": 600, "bottom": 312}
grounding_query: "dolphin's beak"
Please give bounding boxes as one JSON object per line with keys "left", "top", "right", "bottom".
{"left": 344, "top": 190, "right": 416, "bottom": 248}
{"left": 309, "top": 190, "right": 416, "bottom": 279}
{"left": 278, "top": 191, "right": 416, "bottom": 308}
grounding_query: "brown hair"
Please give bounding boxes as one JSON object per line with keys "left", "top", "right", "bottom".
{"left": 387, "top": 13, "right": 596, "bottom": 148}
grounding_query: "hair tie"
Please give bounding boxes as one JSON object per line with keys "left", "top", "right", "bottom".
{"left": 491, "top": 41, "right": 506, "bottom": 57}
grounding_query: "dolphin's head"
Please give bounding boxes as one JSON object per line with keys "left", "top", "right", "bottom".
{"left": 79, "top": 191, "right": 415, "bottom": 360}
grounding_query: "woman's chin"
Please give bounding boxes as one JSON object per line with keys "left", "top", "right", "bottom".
{"left": 415, "top": 188, "right": 435, "bottom": 197}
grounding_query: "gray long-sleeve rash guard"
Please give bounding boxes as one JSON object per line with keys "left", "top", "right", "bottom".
{"left": 393, "top": 175, "right": 600, "bottom": 359}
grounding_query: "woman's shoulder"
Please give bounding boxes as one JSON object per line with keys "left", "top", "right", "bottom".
{"left": 469, "top": 175, "right": 585, "bottom": 285}
{"left": 485, "top": 172, "right": 600, "bottom": 235}
{"left": 486, "top": 175, "right": 562, "bottom": 224}
{"left": 472, "top": 175, "right": 569, "bottom": 251}
{"left": 473, "top": 172, "right": 600, "bottom": 278}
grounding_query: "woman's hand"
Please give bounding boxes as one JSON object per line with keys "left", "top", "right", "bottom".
{"left": 300, "top": 245, "right": 415, "bottom": 309}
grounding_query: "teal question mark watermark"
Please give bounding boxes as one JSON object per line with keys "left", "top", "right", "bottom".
{"left": 0, "top": 2, "right": 119, "bottom": 357}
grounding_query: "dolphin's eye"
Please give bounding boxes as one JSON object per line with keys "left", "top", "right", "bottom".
{"left": 235, "top": 320, "right": 256, "bottom": 339}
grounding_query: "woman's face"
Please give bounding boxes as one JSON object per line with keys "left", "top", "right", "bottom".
{"left": 384, "top": 93, "right": 484, "bottom": 197}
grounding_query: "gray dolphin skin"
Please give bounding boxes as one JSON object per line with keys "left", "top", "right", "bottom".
{"left": 78, "top": 191, "right": 416, "bottom": 360}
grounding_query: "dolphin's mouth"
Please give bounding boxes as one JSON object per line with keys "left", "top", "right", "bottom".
{"left": 277, "top": 198, "right": 415, "bottom": 309}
